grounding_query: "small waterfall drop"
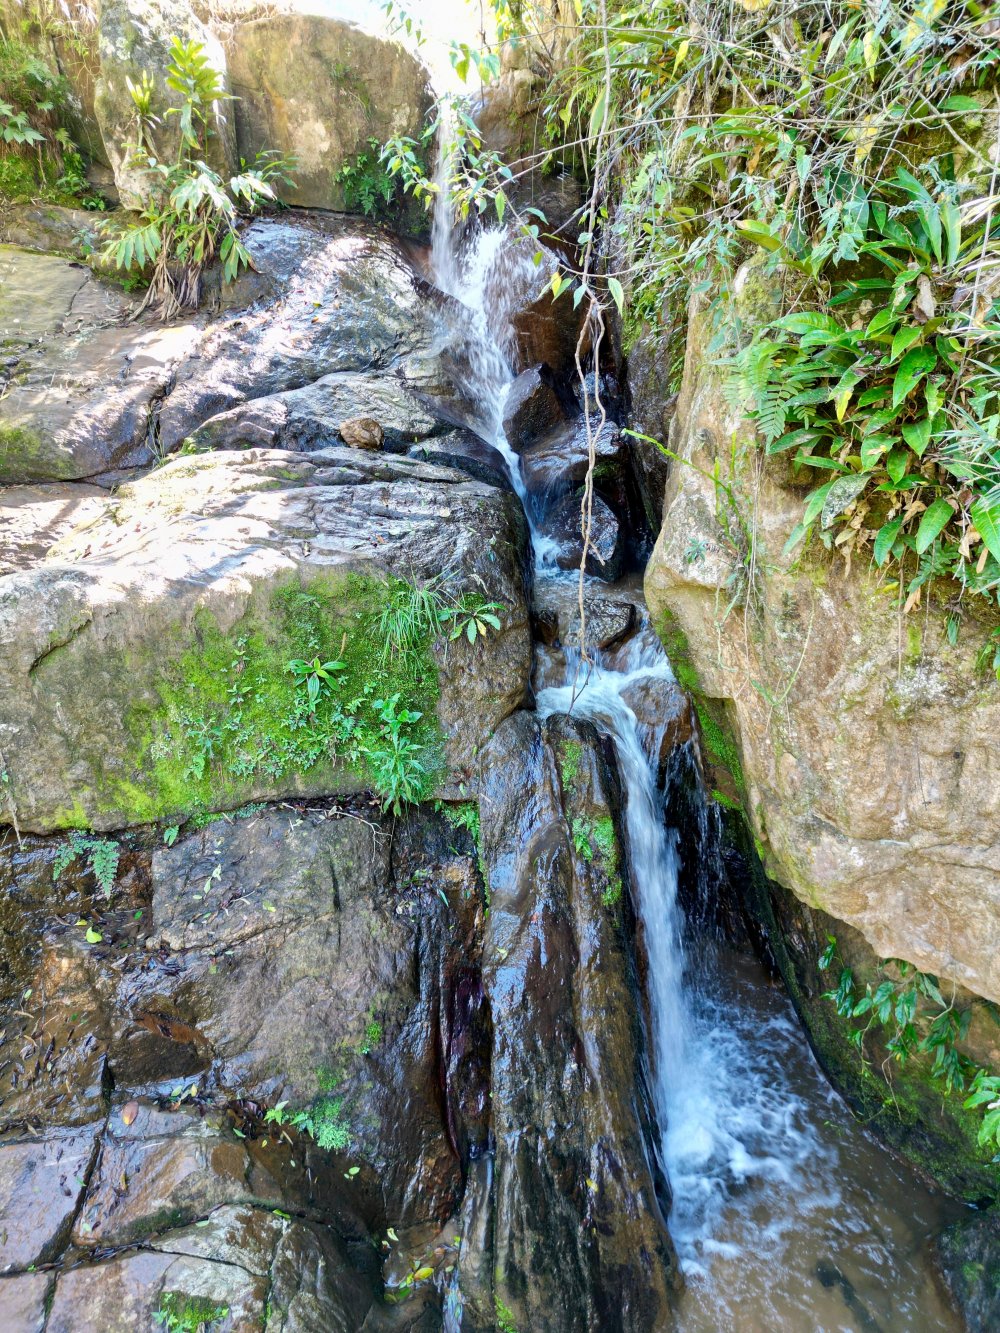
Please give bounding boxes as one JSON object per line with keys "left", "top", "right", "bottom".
{"left": 427, "top": 136, "right": 961, "bottom": 1332}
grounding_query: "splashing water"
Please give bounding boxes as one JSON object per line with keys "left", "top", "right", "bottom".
{"left": 429, "top": 140, "right": 960, "bottom": 1330}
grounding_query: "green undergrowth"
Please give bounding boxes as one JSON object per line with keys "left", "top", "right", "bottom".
{"left": 120, "top": 572, "right": 443, "bottom": 822}
{"left": 153, "top": 1292, "right": 228, "bottom": 1332}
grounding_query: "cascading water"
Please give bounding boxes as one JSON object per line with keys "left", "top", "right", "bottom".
{"left": 429, "top": 154, "right": 961, "bottom": 1330}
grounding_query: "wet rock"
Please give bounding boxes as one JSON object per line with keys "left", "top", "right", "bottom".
{"left": 227, "top": 13, "right": 432, "bottom": 214}
{"left": 474, "top": 711, "right": 677, "bottom": 1331}
{"left": 0, "top": 447, "right": 530, "bottom": 831}
{"left": 533, "top": 578, "right": 638, "bottom": 654}
{"left": 625, "top": 334, "right": 675, "bottom": 528}
{"left": 186, "top": 371, "right": 442, "bottom": 454}
{"left": 72, "top": 1103, "right": 263, "bottom": 1247}
{"left": 0, "top": 204, "right": 100, "bottom": 257}
{"left": 0, "top": 1271, "right": 51, "bottom": 1331}
{"left": 519, "top": 416, "right": 625, "bottom": 499}
{"left": 0, "top": 1123, "right": 101, "bottom": 1269}
{"left": 937, "top": 1207, "right": 1000, "bottom": 1332}
{"left": 0, "top": 215, "right": 434, "bottom": 484}
{"left": 407, "top": 429, "right": 514, "bottom": 492}
{"left": 620, "top": 675, "right": 694, "bottom": 779}
{"left": 95, "top": 0, "right": 236, "bottom": 209}
{"left": 511, "top": 287, "right": 591, "bottom": 383}
{"left": 502, "top": 366, "right": 566, "bottom": 453}
{"left": 47, "top": 1249, "right": 265, "bottom": 1333}
{"left": 0, "top": 484, "right": 107, "bottom": 577}
{"left": 550, "top": 491, "right": 625, "bottom": 582}
{"left": 339, "top": 416, "right": 385, "bottom": 450}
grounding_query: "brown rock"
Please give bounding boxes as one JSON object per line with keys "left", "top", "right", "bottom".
{"left": 0, "top": 1271, "right": 52, "bottom": 1331}
{"left": 338, "top": 416, "right": 385, "bottom": 450}
{"left": 501, "top": 366, "right": 566, "bottom": 453}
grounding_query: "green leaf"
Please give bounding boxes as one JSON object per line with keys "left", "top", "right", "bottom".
{"left": 607, "top": 276, "right": 624, "bottom": 317}
{"left": 971, "top": 496, "right": 1000, "bottom": 565}
{"left": 85, "top": 927, "right": 103, "bottom": 944}
{"left": 773, "top": 312, "right": 844, "bottom": 336}
{"left": 941, "top": 95, "right": 981, "bottom": 113}
{"left": 588, "top": 89, "right": 607, "bottom": 139}
{"left": 914, "top": 498, "right": 953, "bottom": 553}
{"left": 874, "top": 517, "right": 904, "bottom": 565}
{"left": 892, "top": 346, "right": 936, "bottom": 408}
{"left": 901, "top": 418, "right": 933, "bottom": 457}
{"left": 802, "top": 478, "right": 839, "bottom": 526}
{"left": 887, "top": 446, "right": 910, "bottom": 483}
{"left": 890, "top": 325, "right": 924, "bottom": 362}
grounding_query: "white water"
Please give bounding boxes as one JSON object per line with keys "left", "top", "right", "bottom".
{"left": 429, "top": 161, "right": 960, "bottom": 1331}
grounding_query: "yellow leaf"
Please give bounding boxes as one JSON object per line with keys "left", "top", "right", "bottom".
{"left": 586, "top": 1177, "right": 598, "bottom": 1191}
{"left": 413, "top": 1266, "right": 435, "bottom": 1282}
{"left": 673, "top": 39, "right": 689, "bottom": 73}
{"left": 863, "top": 28, "right": 878, "bottom": 79}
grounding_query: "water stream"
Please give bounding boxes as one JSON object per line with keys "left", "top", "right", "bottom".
{"left": 428, "top": 184, "right": 962, "bottom": 1330}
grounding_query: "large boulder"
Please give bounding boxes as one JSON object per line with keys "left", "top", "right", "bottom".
{"left": 0, "top": 214, "right": 437, "bottom": 484}
{"left": 95, "top": 0, "right": 237, "bottom": 208}
{"left": 225, "top": 13, "right": 432, "bottom": 213}
{"left": 0, "top": 447, "right": 530, "bottom": 834}
{"left": 644, "top": 271, "right": 1000, "bottom": 1006}
{"left": 471, "top": 711, "right": 678, "bottom": 1331}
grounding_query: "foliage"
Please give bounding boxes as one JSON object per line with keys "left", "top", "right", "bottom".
{"left": 495, "top": 1296, "right": 521, "bottom": 1333}
{"left": 52, "top": 831, "right": 120, "bottom": 898}
{"left": 820, "top": 936, "right": 1000, "bottom": 1158}
{"left": 152, "top": 1292, "right": 228, "bottom": 1332}
{"left": 99, "top": 37, "right": 295, "bottom": 317}
{"left": 264, "top": 1094, "right": 351, "bottom": 1151}
{"left": 731, "top": 172, "right": 1000, "bottom": 608}
{"left": 336, "top": 136, "right": 402, "bottom": 218}
{"left": 376, "top": 573, "right": 505, "bottom": 659}
{"left": 141, "top": 575, "right": 444, "bottom": 818}
{"left": 441, "top": 597, "right": 504, "bottom": 644}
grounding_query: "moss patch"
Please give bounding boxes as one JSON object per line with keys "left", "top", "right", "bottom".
{"left": 117, "top": 572, "right": 442, "bottom": 823}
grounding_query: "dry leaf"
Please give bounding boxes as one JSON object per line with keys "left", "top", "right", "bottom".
{"left": 122, "top": 1100, "right": 139, "bottom": 1126}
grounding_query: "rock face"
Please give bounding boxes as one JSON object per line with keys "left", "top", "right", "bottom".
{"left": 502, "top": 365, "right": 567, "bottom": 453}
{"left": 226, "top": 14, "right": 432, "bottom": 213}
{"left": 0, "top": 214, "right": 438, "bottom": 484}
{"left": 938, "top": 1207, "right": 1000, "bottom": 1331}
{"left": 472, "top": 711, "right": 678, "bottom": 1331}
{"left": 0, "top": 447, "right": 530, "bottom": 833}
{"left": 644, "top": 276, "right": 1000, "bottom": 1008}
{"left": 551, "top": 491, "right": 625, "bottom": 582}
{"left": 95, "top": 0, "right": 237, "bottom": 208}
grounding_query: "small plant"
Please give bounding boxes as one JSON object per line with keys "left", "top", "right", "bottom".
{"left": 337, "top": 135, "right": 401, "bottom": 218}
{"left": 152, "top": 1292, "right": 228, "bottom": 1332}
{"left": 571, "top": 815, "right": 594, "bottom": 861}
{"left": 440, "top": 596, "right": 504, "bottom": 645}
{"left": 377, "top": 576, "right": 448, "bottom": 659}
{"left": 820, "top": 936, "right": 1000, "bottom": 1157}
{"left": 100, "top": 37, "right": 295, "bottom": 317}
{"left": 367, "top": 692, "right": 433, "bottom": 814}
{"left": 359, "top": 1019, "right": 382, "bottom": 1055}
{"left": 52, "top": 831, "right": 120, "bottom": 898}
{"left": 264, "top": 1094, "right": 351, "bottom": 1151}
{"left": 286, "top": 655, "right": 346, "bottom": 708}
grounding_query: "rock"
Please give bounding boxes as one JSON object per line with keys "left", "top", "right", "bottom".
{"left": 620, "top": 673, "right": 694, "bottom": 779}
{"left": 338, "top": 416, "right": 384, "bottom": 450}
{"left": 186, "top": 372, "right": 441, "bottom": 454}
{"left": 0, "top": 204, "right": 100, "bottom": 258}
{"left": 407, "top": 429, "right": 514, "bottom": 491}
{"left": 533, "top": 576, "right": 638, "bottom": 653}
{"left": 501, "top": 366, "right": 566, "bottom": 452}
{"left": 47, "top": 1249, "right": 266, "bottom": 1333}
{"left": 644, "top": 270, "right": 1000, "bottom": 1005}
{"left": 0, "top": 1124, "right": 101, "bottom": 1270}
{"left": 473, "top": 711, "right": 677, "bottom": 1331}
{"left": 226, "top": 13, "right": 432, "bottom": 214}
{"left": 550, "top": 491, "right": 624, "bottom": 582}
{"left": 95, "top": 0, "right": 236, "bottom": 209}
{"left": 519, "top": 416, "right": 625, "bottom": 498}
{"left": 0, "top": 214, "right": 436, "bottom": 484}
{"left": 625, "top": 333, "right": 675, "bottom": 528}
{"left": 0, "top": 446, "right": 530, "bottom": 832}
{"left": 0, "top": 1271, "right": 51, "bottom": 1331}
{"left": 0, "top": 484, "right": 107, "bottom": 577}
{"left": 511, "top": 286, "right": 591, "bottom": 383}
{"left": 937, "top": 1207, "right": 1000, "bottom": 1332}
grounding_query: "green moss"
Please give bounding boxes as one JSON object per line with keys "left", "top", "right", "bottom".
{"left": 153, "top": 1291, "right": 228, "bottom": 1331}
{"left": 495, "top": 1296, "right": 520, "bottom": 1333}
{"left": 116, "top": 572, "right": 442, "bottom": 823}
{"left": 558, "top": 739, "right": 583, "bottom": 790}
{"left": 711, "top": 788, "right": 743, "bottom": 811}
{"left": 0, "top": 422, "right": 75, "bottom": 482}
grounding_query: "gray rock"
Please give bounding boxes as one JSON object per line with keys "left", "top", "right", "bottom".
{"left": 937, "top": 1206, "right": 1000, "bottom": 1332}
{"left": 519, "top": 416, "right": 625, "bottom": 498}
{"left": 550, "top": 491, "right": 624, "bottom": 582}
{"left": 0, "top": 1124, "right": 101, "bottom": 1270}
{"left": 0, "top": 1272, "right": 52, "bottom": 1332}
{"left": 0, "top": 484, "right": 107, "bottom": 576}
{"left": 0, "top": 445, "right": 530, "bottom": 834}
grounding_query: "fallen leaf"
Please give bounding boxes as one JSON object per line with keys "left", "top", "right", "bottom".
{"left": 121, "top": 1100, "right": 139, "bottom": 1127}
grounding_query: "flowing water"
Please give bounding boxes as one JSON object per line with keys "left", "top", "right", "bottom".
{"left": 428, "top": 182, "right": 963, "bottom": 1330}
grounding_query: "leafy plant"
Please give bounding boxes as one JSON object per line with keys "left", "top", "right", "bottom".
{"left": 100, "top": 37, "right": 295, "bottom": 317}
{"left": 337, "top": 136, "right": 400, "bottom": 218}
{"left": 731, "top": 172, "right": 1000, "bottom": 609}
{"left": 820, "top": 936, "right": 1000, "bottom": 1156}
{"left": 152, "top": 1292, "right": 228, "bottom": 1332}
{"left": 440, "top": 596, "right": 503, "bottom": 644}
{"left": 367, "top": 692, "right": 433, "bottom": 814}
{"left": 287, "top": 656, "right": 346, "bottom": 708}
{"left": 52, "top": 831, "right": 120, "bottom": 898}
{"left": 264, "top": 1094, "right": 351, "bottom": 1151}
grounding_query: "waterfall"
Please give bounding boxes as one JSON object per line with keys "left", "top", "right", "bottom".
{"left": 428, "top": 136, "right": 960, "bottom": 1331}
